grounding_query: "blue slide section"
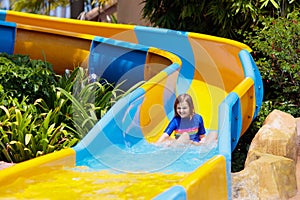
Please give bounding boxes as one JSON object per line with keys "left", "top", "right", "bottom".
{"left": 134, "top": 26, "right": 194, "bottom": 94}
{"left": 0, "top": 20, "right": 16, "bottom": 54}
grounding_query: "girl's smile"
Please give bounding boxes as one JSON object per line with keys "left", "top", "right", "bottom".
{"left": 176, "top": 102, "right": 191, "bottom": 118}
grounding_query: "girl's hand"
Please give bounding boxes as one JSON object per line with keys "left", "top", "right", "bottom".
{"left": 199, "top": 137, "right": 206, "bottom": 144}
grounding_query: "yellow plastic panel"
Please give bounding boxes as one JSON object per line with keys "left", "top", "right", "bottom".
{"left": 232, "top": 77, "right": 255, "bottom": 136}
{"left": 0, "top": 168, "right": 186, "bottom": 199}
{"left": 6, "top": 10, "right": 138, "bottom": 43}
{"left": 145, "top": 47, "right": 181, "bottom": 81}
{"left": 188, "top": 33, "right": 249, "bottom": 93}
{"left": 180, "top": 155, "right": 228, "bottom": 200}
{"left": 14, "top": 25, "right": 92, "bottom": 74}
{"left": 148, "top": 47, "right": 182, "bottom": 66}
{"left": 187, "top": 79, "right": 228, "bottom": 130}
{"left": 0, "top": 148, "right": 75, "bottom": 186}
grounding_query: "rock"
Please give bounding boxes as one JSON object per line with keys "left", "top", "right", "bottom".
{"left": 263, "top": 109, "right": 296, "bottom": 132}
{"left": 232, "top": 109, "right": 298, "bottom": 200}
{"left": 232, "top": 153, "right": 297, "bottom": 200}
{"left": 232, "top": 167, "right": 260, "bottom": 199}
{"left": 246, "top": 109, "right": 297, "bottom": 164}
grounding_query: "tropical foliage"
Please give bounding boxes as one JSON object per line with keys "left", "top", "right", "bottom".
{"left": 232, "top": 9, "right": 300, "bottom": 172}
{"left": 247, "top": 11, "right": 299, "bottom": 116}
{"left": 0, "top": 53, "right": 57, "bottom": 105}
{"left": 0, "top": 96, "right": 78, "bottom": 163}
{"left": 0, "top": 53, "right": 126, "bottom": 163}
{"left": 142, "top": 0, "right": 300, "bottom": 41}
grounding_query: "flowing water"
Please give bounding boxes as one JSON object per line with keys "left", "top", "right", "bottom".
{"left": 0, "top": 141, "right": 218, "bottom": 199}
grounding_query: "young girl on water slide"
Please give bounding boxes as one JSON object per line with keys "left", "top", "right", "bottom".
{"left": 155, "top": 93, "right": 217, "bottom": 147}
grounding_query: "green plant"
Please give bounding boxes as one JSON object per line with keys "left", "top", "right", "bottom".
{"left": 0, "top": 53, "right": 132, "bottom": 163}
{"left": 232, "top": 9, "right": 300, "bottom": 172}
{"left": 56, "top": 67, "right": 126, "bottom": 138}
{"left": 56, "top": 66, "right": 146, "bottom": 138}
{"left": 142, "top": 0, "right": 300, "bottom": 41}
{"left": 0, "top": 96, "right": 78, "bottom": 163}
{"left": 0, "top": 53, "right": 57, "bottom": 106}
{"left": 244, "top": 9, "right": 300, "bottom": 117}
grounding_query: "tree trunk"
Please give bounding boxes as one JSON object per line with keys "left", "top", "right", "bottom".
{"left": 70, "top": 0, "right": 84, "bottom": 19}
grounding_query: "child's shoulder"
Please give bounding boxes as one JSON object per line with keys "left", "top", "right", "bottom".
{"left": 193, "top": 113, "right": 203, "bottom": 120}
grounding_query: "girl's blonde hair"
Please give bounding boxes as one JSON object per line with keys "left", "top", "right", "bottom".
{"left": 174, "top": 93, "right": 195, "bottom": 117}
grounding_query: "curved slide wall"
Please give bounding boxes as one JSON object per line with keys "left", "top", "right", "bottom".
{"left": 0, "top": 10, "right": 263, "bottom": 199}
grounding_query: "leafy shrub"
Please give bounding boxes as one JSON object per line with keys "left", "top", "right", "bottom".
{"left": 53, "top": 67, "right": 127, "bottom": 139}
{"left": 0, "top": 53, "right": 57, "bottom": 106}
{"left": 0, "top": 96, "right": 78, "bottom": 163}
{"left": 232, "top": 9, "right": 300, "bottom": 172}
{"left": 142, "top": 0, "right": 300, "bottom": 41}
{"left": 245, "top": 10, "right": 300, "bottom": 117}
{"left": 0, "top": 54, "right": 128, "bottom": 163}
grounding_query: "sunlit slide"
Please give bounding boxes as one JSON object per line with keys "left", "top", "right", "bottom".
{"left": 0, "top": 10, "right": 263, "bottom": 199}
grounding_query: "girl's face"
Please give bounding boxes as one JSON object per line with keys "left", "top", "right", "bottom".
{"left": 176, "top": 101, "right": 191, "bottom": 118}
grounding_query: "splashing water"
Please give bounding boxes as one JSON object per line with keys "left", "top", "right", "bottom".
{"left": 78, "top": 139, "right": 218, "bottom": 173}
{"left": 0, "top": 141, "right": 218, "bottom": 199}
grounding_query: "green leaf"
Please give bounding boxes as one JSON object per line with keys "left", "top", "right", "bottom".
{"left": 66, "top": 138, "right": 79, "bottom": 147}
{"left": 25, "top": 134, "right": 32, "bottom": 146}
{"left": 43, "top": 110, "right": 53, "bottom": 130}
{"left": 0, "top": 140, "right": 13, "bottom": 163}
{"left": 15, "top": 109, "right": 22, "bottom": 126}
{"left": 0, "top": 105, "right": 10, "bottom": 118}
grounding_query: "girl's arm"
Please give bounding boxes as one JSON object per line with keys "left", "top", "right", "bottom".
{"left": 191, "top": 134, "right": 206, "bottom": 146}
{"left": 199, "top": 134, "right": 206, "bottom": 142}
{"left": 199, "top": 131, "right": 218, "bottom": 144}
{"left": 155, "top": 133, "right": 170, "bottom": 145}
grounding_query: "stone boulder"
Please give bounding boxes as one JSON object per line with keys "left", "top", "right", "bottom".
{"left": 246, "top": 109, "right": 297, "bottom": 163}
{"left": 232, "top": 152, "right": 296, "bottom": 199}
{"left": 232, "top": 109, "right": 298, "bottom": 199}
{"left": 232, "top": 166, "right": 259, "bottom": 199}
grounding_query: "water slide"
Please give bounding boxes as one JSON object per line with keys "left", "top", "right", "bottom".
{"left": 0, "top": 10, "right": 263, "bottom": 199}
